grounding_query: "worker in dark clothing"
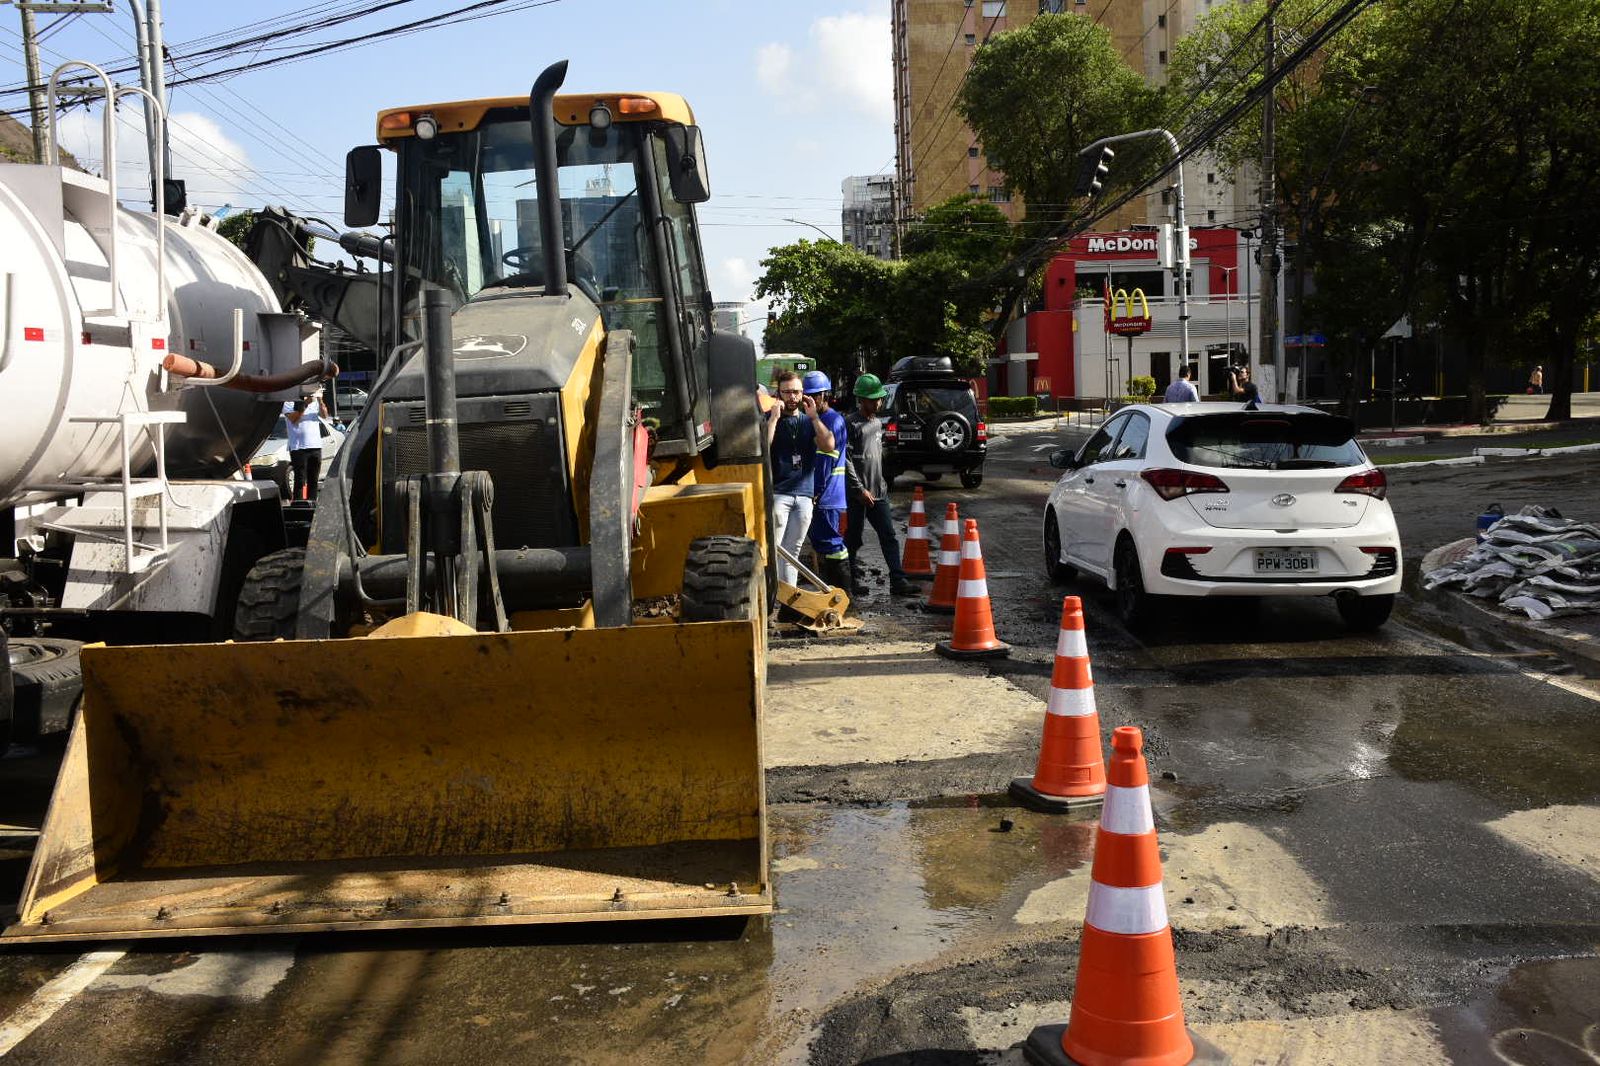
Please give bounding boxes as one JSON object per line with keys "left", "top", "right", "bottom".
{"left": 803, "top": 370, "right": 852, "bottom": 592}
{"left": 844, "top": 373, "right": 915, "bottom": 597}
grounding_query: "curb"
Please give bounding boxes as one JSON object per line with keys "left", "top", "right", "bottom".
{"left": 1383, "top": 442, "right": 1600, "bottom": 470}
{"left": 1413, "top": 539, "right": 1600, "bottom": 674}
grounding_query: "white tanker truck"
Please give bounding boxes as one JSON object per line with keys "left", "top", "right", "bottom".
{"left": 1, "top": 64, "right": 334, "bottom": 743}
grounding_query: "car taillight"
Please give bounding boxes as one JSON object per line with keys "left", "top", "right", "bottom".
{"left": 1336, "top": 468, "right": 1387, "bottom": 499}
{"left": 976, "top": 421, "right": 988, "bottom": 442}
{"left": 1139, "top": 468, "right": 1230, "bottom": 501}
{"left": 884, "top": 420, "right": 898, "bottom": 442}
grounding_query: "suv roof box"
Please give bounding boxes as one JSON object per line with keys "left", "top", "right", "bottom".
{"left": 890, "top": 356, "right": 955, "bottom": 380}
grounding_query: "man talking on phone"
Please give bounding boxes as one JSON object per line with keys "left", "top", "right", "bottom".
{"left": 766, "top": 369, "right": 835, "bottom": 591}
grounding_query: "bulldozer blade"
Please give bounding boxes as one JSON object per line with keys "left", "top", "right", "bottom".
{"left": 5, "top": 618, "right": 769, "bottom": 943}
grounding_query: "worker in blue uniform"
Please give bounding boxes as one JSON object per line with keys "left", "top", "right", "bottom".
{"left": 803, "top": 370, "right": 852, "bottom": 592}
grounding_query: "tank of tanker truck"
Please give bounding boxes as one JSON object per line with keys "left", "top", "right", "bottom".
{"left": 0, "top": 151, "right": 316, "bottom": 508}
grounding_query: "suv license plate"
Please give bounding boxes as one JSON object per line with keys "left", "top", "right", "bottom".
{"left": 1255, "top": 548, "right": 1318, "bottom": 574}
{"left": 897, "top": 427, "right": 922, "bottom": 441}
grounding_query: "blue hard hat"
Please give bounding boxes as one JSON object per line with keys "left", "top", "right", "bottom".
{"left": 801, "top": 370, "right": 832, "bottom": 395}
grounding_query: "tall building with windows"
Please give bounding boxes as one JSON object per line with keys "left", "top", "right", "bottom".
{"left": 891, "top": 0, "right": 1253, "bottom": 230}
{"left": 841, "top": 174, "right": 898, "bottom": 260}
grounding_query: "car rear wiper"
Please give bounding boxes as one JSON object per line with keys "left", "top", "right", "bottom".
{"left": 1275, "top": 459, "right": 1340, "bottom": 469}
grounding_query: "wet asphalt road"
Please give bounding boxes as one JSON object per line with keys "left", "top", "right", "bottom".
{"left": 0, "top": 422, "right": 1597, "bottom": 1064}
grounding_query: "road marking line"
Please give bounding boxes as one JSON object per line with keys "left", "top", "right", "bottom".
{"left": 0, "top": 950, "right": 125, "bottom": 1056}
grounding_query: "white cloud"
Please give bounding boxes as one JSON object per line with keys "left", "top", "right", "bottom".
{"left": 56, "top": 108, "right": 274, "bottom": 213}
{"left": 811, "top": 13, "right": 893, "bottom": 122}
{"left": 720, "top": 256, "right": 756, "bottom": 300}
{"left": 754, "top": 10, "right": 892, "bottom": 121}
{"left": 755, "top": 42, "right": 795, "bottom": 96}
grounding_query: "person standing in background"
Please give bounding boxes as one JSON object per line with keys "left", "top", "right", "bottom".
{"left": 283, "top": 386, "right": 329, "bottom": 501}
{"left": 803, "top": 370, "right": 852, "bottom": 592}
{"left": 845, "top": 373, "right": 915, "bottom": 598}
{"left": 1163, "top": 364, "right": 1200, "bottom": 403}
{"left": 767, "top": 370, "right": 834, "bottom": 592}
{"left": 1529, "top": 365, "right": 1544, "bottom": 394}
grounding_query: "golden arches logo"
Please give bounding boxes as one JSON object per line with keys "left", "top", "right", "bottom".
{"left": 1104, "top": 285, "right": 1153, "bottom": 335}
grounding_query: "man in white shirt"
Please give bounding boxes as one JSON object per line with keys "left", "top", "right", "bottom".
{"left": 1163, "top": 364, "right": 1201, "bottom": 403}
{"left": 283, "top": 388, "right": 329, "bottom": 500}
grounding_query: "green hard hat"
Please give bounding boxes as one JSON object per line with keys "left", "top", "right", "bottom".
{"left": 854, "top": 373, "right": 888, "bottom": 400}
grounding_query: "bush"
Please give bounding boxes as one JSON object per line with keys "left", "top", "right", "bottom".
{"left": 1128, "top": 375, "right": 1157, "bottom": 399}
{"left": 988, "top": 396, "right": 1040, "bottom": 417}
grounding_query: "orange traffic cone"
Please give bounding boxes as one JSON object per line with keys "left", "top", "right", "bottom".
{"left": 901, "top": 486, "right": 935, "bottom": 578}
{"left": 935, "top": 519, "right": 1010, "bottom": 660}
{"left": 1023, "top": 726, "right": 1221, "bottom": 1066}
{"left": 922, "top": 503, "right": 962, "bottom": 614}
{"left": 1011, "top": 596, "right": 1106, "bottom": 811}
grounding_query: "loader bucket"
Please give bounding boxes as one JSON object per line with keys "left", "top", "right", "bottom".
{"left": 4, "top": 618, "right": 769, "bottom": 943}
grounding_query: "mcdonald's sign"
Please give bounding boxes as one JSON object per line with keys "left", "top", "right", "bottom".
{"left": 1103, "top": 284, "right": 1153, "bottom": 336}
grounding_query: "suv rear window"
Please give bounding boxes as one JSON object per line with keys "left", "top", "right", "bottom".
{"left": 1167, "top": 412, "right": 1366, "bottom": 469}
{"left": 900, "top": 385, "right": 977, "bottom": 418}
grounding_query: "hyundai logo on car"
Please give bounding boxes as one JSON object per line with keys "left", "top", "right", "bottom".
{"left": 1271, "top": 493, "right": 1296, "bottom": 507}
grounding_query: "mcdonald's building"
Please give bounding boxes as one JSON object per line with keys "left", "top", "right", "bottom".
{"left": 996, "top": 227, "right": 1263, "bottom": 402}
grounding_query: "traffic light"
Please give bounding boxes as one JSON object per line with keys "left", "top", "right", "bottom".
{"left": 1073, "top": 146, "right": 1115, "bottom": 198}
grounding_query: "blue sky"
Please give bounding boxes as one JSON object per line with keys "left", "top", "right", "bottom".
{"left": 2, "top": 0, "right": 896, "bottom": 338}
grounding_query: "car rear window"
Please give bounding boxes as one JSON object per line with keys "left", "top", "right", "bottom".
{"left": 1167, "top": 412, "right": 1366, "bottom": 469}
{"left": 904, "top": 385, "right": 977, "bottom": 418}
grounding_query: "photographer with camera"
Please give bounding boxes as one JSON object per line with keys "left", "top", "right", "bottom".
{"left": 283, "top": 385, "right": 331, "bottom": 501}
{"left": 1227, "top": 364, "right": 1262, "bottom": 409}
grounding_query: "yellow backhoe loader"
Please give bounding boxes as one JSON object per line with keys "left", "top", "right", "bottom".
{"left": 7, "top": 62, "right": 796, "bottom": 943}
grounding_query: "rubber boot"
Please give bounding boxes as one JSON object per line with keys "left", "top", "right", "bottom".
{"left": 821, "top": 556, "right": 852, "bottom": 594}
{"left": 890, "top": 574, "right": 917, "bottom": 597}
{"left": 849, "top": 560, "right": 871, "bottom": 597}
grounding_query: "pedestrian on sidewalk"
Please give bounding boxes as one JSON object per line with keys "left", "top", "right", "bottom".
{"left": 845, "top": 374, "right": 916, "bottom": 598}
{"left": 1163, "top": 364, "right": 1200, "bottom": 403}
{"left": 803, "top": 371, "right": 852, "bottom": 592}
{"left": 768, "top": 370, "right": 834, "bottom": 590}
{"left": 1529, "top": 365, "right": 1544, "bottom": 394}
{"left": 283, "top": 386, "right": 330, "bottom": 501}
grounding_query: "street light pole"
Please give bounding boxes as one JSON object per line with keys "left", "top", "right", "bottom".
{"left": 1078, "top": 128, "right": 1191, "bottom": 380}
{"left": 784, "top": 217, "right": 843, "bottom": 245}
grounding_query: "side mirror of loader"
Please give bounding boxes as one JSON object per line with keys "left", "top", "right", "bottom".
{"left": 662, "top": 125, "right": 711, "bottom": 203}
{"left": 345, "top": 146, "right": 383, "bottom": 227}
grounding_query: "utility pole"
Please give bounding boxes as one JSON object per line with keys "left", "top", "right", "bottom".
{"left": 19, "top": 5, "right": 48, "bottom": 162}
{"left": 1260, "top": 0, "right": 1282, "bottom": 401}
{"left": 16, "top": 2, "right": 117, "bottom": 165}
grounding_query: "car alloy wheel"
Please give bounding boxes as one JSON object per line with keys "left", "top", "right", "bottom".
{"left": 1115, "top": 542, "right": 1150, "bottom": 628}
{"left": 1044, "top": 512, "right": 1076, "bottom": 583}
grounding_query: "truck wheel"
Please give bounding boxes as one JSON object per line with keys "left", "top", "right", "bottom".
{"left": 682, "top": 536, "right": 762, "bottom": 623}
{"left": 960, "top": 467, "right": 984, "bottom": 489}
{"left": 8, "top": 637, "right": 82, "bottom": 740}
{"left": 234, "top": 548, "right": 306, "bottom": 641}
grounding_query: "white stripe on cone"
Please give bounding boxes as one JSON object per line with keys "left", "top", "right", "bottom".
{"left": 1045, "top": 684, "right": 1096, "bottom": 718}
{"left": 961, "top": 540, "right": 981, "bottom": 560}
{"left": 1100, "top": 784, "right": 1155, "bottom": 835}
{"left": 1084, "top": 881, "right": 1168, "bottom": 936}
{"left": 1055, "top": 627, "right": 1088, "bottom": 659}
{"left": 939, "top": 550, "right": 960, "bottom": 565}
{"left": 908, "top": 526, "right": 929, "bottom": 540}
{"left": 956, "top": 578, "right": 988, "bottom": 599}
{"left": 944, "top": 521, "right": 959, "bottom": 536}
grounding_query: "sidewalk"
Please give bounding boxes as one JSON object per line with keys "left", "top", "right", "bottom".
{"left": 1416, "top": 539, "right": 1600, "bottom": 674}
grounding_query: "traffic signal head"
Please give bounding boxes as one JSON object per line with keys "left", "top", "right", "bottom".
{"left": 1073, "top": 146, "right": 1116, "bottom": 198}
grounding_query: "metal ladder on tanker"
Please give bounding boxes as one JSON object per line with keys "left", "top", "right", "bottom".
{"left": 20, "top": 61, "right": 184, "bottom": 575}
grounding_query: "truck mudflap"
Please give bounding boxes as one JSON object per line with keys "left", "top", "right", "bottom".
{"left": 4, "top": 617, "right": 769, "bottom": 943}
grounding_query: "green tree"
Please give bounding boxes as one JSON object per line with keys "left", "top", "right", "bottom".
{"left": 755, "top": 240, "right": 899, "bottom": 380}
{"left": 215, "top": 209, "right": 257, "bottom": 250}
{"left": 956, "top": 15, "right": 1160, "bottom": 225}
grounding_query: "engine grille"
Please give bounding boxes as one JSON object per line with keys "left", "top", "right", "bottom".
{"left": 381, "top": 394, "right": 576, "bottom": 553}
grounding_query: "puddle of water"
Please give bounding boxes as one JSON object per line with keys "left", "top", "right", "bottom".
{"left": 1428, "top": 957, "right": 1600, "bottom": 1066}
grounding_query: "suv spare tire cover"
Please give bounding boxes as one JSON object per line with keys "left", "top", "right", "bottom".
{"left": 933, "top": 411, "right": 972, "bottom": 452}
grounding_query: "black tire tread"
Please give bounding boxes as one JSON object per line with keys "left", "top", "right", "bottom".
{"left": 233, "top": 548, "right": 307, "bottom": 641}
{"left": 681, "top": 536, "right": 761, "bottom": 622}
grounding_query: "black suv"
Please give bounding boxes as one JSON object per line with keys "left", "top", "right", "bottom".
{"left": 882, "top": 357, "right": 988, "bottom": 489}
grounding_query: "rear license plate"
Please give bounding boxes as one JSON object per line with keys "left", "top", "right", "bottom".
{"left": 1254, "top": 548, "right": 1318, "bottom": 574}
{"left": 897, "top": 427, "right": 922, "bottom": 441}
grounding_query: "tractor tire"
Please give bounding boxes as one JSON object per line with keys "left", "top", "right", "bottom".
{"left": 8, "top": 636, "right": 82, "bottom": 740}
{"left": 681, "top": 536, "right": 763, "bottom": 623}
{"left": 233, "top": 548, "right": 307, "bottom": 641}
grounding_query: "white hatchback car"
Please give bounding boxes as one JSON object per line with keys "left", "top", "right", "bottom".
{"left": 1043, "top": 402, "right": 1402, "bottom": 631}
